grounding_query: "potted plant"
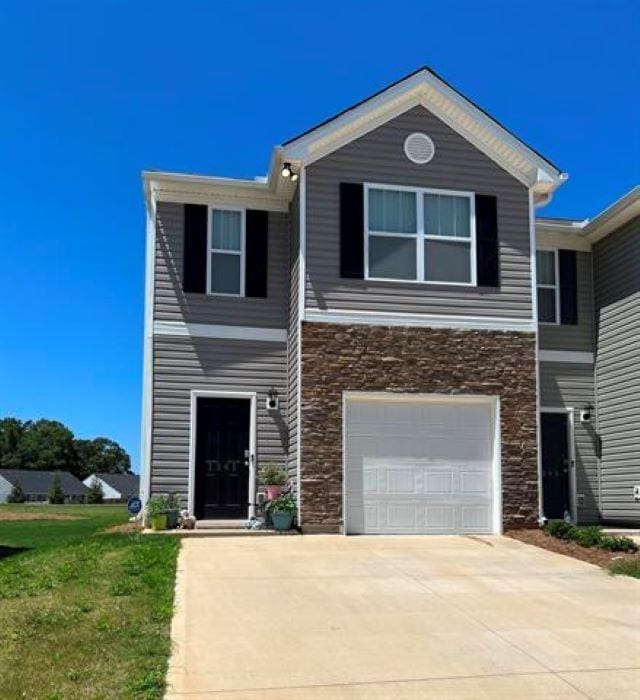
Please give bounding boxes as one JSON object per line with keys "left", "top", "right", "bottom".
{"left": 164, "top": 493, "right": 181, "bottom": 529}
{"left": 147, "top": 495, "right": 169, "bottom": 531}
{"left": 259, "top": 464, "right": 288, "bottom": 500}
{"left": 265, "top": 493, "right": 297, "bottom": 531}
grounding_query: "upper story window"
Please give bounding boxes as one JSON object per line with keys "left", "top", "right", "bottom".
{"left": 365, "top": 184, "right": 475, "bottom": 285}
{"left": 536, "top": 249, "right": 559, "bottom": 324}
{"left": 208, "top": 208, "right": 245, "bottom": 296}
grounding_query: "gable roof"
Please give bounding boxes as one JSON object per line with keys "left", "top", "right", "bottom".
{"left": 0, "top": 469, "right": 88, "bottom": 496}
{"left": 89, "top": 473, "right": 139, "bottom": 499}
{"left": 280, "top": 66, "right": 566, "bottom": 199}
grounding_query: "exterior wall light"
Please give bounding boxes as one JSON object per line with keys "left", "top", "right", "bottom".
{"left": 266, "top": 387, "right": 279, "bottom": 411}
{"left": 281, "top": 162, "right": 292, "bottom": 178}
{"left": 290, "top": 171, "right": 299, "bottom": 182}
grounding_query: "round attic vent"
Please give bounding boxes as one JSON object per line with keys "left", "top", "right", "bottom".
{"left": 404, "top": 132, "right": 435, "bottom": 164}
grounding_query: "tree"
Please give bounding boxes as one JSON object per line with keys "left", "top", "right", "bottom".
{"left": 86, "top": 477, "right": 104, "bottom": 504}
{"left": 16, "top": 420, "right": 80, "bottom": 474}
{"left": 7, "top": 480, "right": 26, "bottom": 503}
{"left": 48, "top": 472, "right": 65, "bottom": 504}
{"left": 0, "top": 418, "right": 28, "bottom": 469}
{"left": 74, "top": 437, "right": 131, "bottom": 477}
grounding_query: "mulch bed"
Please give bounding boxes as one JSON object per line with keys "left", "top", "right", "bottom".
{"left": 506, "top": 528, "right": 640, "bottom": 569}
{"left": 103, "top": 521, "right": 143, "bottom": 534}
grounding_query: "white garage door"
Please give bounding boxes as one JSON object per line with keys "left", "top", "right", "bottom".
{"left": 344, "top": 395, "right": 499, "bottom": 535}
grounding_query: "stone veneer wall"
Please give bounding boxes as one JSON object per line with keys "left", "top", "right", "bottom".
{"left": 299, "top": 322, "right": 538, "bottom": 533}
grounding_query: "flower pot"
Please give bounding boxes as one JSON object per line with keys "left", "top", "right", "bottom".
{"left": 270, "top": 511, "right": 293, "bottom": 531}
{"left": 150, "top": 513, "right": 167, "bottom": 531}
{"left": 266, "top": 485, "right": 283, "bottom": 501}
{"left": 165, "top": 509, "right": 180, "bottom": 529}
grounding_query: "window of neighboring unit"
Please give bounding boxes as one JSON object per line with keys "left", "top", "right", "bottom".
{"left": 366, "top": 185, "right": 475, "bottom": 285}
{"left": 536, "top": 249, "right": 559, "bottom": 324}
{"left": 209, "top": 208, "right": 245, "bottom": 296}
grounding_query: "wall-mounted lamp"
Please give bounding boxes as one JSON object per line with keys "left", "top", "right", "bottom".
{"left": 290, "top": 171, "right": 299, "bottom": 182}
{"left": 281, "top": 162, "right": 292, "bottom": 178}
{"left": 266, "top": 387, "right": 279, "bottom": 411}
{"left": 579, "top": 403, "right": 593, "bottom": 423}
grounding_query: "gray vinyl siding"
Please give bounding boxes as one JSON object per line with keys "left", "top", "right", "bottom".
{"left": 150, "top": 335, "right": 288, "bottom": 501}
{"left": 305, "top": 105, "right": 532, "bottom": 319}
{"left": 154, "top": 202, "right": 289, "bottom": 329}
{"left": 593, "top": 215, "right": 640, "bottom": 523}
{"left": 0, "top": 475, "right": 11, "bottom": 503}
{"left": 539, "top": 362, "right": 599, "bottom": 523}
{"left": 287, "top": 189, "right": 300, "bottom": 485}
{"left": 538, "top": 252, "right": 594, "bottom": 351}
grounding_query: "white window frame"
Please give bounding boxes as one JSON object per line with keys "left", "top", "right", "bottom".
{"left": 207, "top": 206, "right": 246, "bottom": 297}
{"left": 536, "top": 248, "right": 560, "bottom": 326}
{"left": 364, "top": 182, "right": 477, "bottom": 287}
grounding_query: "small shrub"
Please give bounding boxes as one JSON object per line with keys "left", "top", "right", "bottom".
{"left": 48, "top": 473, "right": 66, "bottom": 504}
{"left": 7, "top": 480, "right": 26, "bottom": 503}
{"left": 259, "top": 464, "right": 287, "bottom": 486}
{"left": 265, "top": 493, "right": 297, "bottom": 515}
{"left": 543, "top": 520, "right": 574, "bottom": 540}
{"left": 86, "top": 478, "right": 104, "bottom": 504}
{"left": 600, "top": 534, "right": 638, "bottom": 553}
{"left": 568, "top": 525, "right": 602, "bottom": 548}
{"left": 610, "top": 558, "right": 640, "bottom": 578}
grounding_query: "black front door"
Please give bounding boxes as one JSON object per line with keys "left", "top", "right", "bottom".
{"left": 195, "top": 397, "right": 250, "bottom": 519}
{"left": 541, "top": 412, "right": 570, "bottom": 520}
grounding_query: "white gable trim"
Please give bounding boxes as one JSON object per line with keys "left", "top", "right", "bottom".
{"left": 282, "top": 69, "right": 564, "bottom": 194}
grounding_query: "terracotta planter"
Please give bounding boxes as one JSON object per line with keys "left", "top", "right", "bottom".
{"left": 266, "top": 485, "right": 283, "bottom": 500}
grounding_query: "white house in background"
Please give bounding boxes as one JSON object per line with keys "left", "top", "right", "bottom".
{"left": 82, "top": 473, "right": 140, "bottom": 502}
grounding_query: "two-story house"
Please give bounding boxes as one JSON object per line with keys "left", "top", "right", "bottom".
{"left": 140, "top": 67, "right": 639, "bottom": 533}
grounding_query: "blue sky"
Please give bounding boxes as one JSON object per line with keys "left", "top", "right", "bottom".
{"left": 0, "top": 1, "right": 638, "bottom": 472}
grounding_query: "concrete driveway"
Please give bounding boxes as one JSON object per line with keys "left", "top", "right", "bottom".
{"left": 166, "top": 535, "right": 640, "bottom": 699}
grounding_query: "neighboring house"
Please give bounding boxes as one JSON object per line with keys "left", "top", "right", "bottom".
{"left": 82, "top": 473, "right": 140, "bottom": 502}
{"left": 0, "top": 469, "right": 89, "bottom": 503}
{"left": 140, "top": 66, "right": 639, "bottom": 533}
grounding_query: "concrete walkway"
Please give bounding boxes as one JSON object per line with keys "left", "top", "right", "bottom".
{"left": 166, "top": 535, "right": 640, "bottom": 699}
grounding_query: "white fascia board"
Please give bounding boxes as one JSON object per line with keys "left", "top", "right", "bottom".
{"left": 281, "top": 69, "right": 564, "bottom": 192}
{"left": 142, "top": 170, "right": 290, "bottom": 212}
{"left": 305, "top": 308, "right": 535, "bottom": 333}
{"left": 583, "top": 186, "right": 640, "bottom": 243}
{"left": 536, "top": 217, "right": 591, "bottom": 251}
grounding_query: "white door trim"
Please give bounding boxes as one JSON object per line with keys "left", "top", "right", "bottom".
{"left": 341, "top": 391, "right": 502, "bottom": 535}
{"left": 188, "top": 390, "right": 257, "bottom": 518}
{"left": 540, "top": 406, "right": 577, "bottom": 523}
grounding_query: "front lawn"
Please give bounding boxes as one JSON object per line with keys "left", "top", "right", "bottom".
{"left": 0, "top": 504, "right": 180, "bottom": 699}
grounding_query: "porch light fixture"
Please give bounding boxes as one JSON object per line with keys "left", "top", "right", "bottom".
{"left": 266, "top": 387, "right": 279, "bottom": 411}
{"left": 281, "top": 162, "right": 292, "bottom": 178}
{"left": 579, "top": 403, "right": 593, "bottom": 423}
{"left": 290, "top": 171, "right": 299, "bottom": 182}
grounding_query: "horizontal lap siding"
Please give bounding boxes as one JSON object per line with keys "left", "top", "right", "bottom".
{"left": 151, "top": 336, "right": 288, "bottom": 500}
{"left": 539, "top": 252, "right": 594, "bottom": 351}
{"left": 154, "top": 202, "right": 289, "bottom": 328}
{"left": 594, "top": 215, "right": 640, "bottom": 523}
{"left": 305, "top": 105, "right": 532, "bottom": 319}
{"left": 539, "top": 362, "right": 598, "bottom": 523}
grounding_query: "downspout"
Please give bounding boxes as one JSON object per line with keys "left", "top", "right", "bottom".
{"left": 296, "top": 165, "right": 306, "bottom": 524}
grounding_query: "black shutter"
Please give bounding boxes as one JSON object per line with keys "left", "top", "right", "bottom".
{"left": 559, "top": 249, "right": 578, "bottom": 325}
{"left": 245, "top": 209, "right": 269, "bottom": 298}
{"left": 340, "top": 182, "right": 364, "bottom": 279}
{"left": 475, "top": 194, "right": 499, "bottom": 287}
{"left": 183, "top": 204, "right": 208, "bottom": 293}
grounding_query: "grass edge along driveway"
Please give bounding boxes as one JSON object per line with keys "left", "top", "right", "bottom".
{"left": 0, "top": 504, "right": 179, "bottom": 700}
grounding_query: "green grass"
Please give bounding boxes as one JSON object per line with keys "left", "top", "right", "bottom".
{"left": 0, "top": 504, "right": 180, "bottom": 699}
{"left": 609, "top": 557, "right": 640, "bottom": 579}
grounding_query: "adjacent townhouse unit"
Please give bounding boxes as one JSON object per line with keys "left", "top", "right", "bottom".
{"left": 0, "top": 469, "right": 89, "bottom": 503}
{"left": 140, "top": 67, "right": 639, "bottom": 534}
{"left": 82, "top": 472, "right": 140, "bottom": 502}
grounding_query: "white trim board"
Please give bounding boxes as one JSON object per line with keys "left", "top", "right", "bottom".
{"left": 188, "top": 390, "right": 257, "bottom": 519}
{"left": 153, "top": 321, "right": 287, "bottom": 343}
{"left": 305, "top": 308, "right": 535, "bottom": 333}
{"left": 539, "top": 350, "right": 594, "bottom": 364}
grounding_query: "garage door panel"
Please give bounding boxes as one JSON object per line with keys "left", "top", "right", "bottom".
{"left": 345, "top": 397, "right": 498, "bottom": 535}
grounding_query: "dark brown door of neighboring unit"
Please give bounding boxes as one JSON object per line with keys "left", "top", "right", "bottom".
{"left": 195, "top": 397, "right": 250, "bottom": 520}
{"left": 541, "top": 412, "right": 570, "bottom": 520}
